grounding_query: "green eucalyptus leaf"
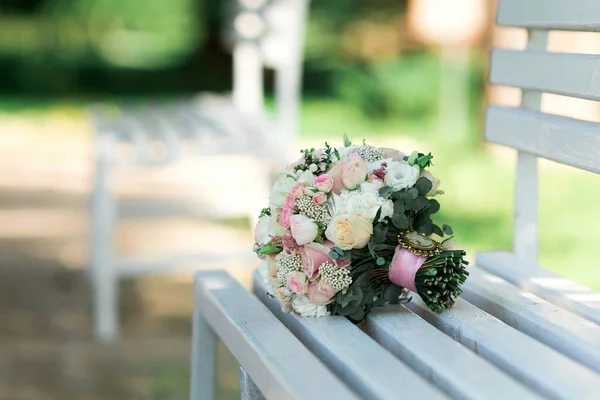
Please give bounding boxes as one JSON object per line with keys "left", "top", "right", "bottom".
{"left": 432, "top": 224, "right": 444, "bottom": 237}
{"left": 349, "top": 307, "right": 365, "bottom": 321}
{"left": 393, "top": 200, "right": 405, "bottom": 216}
{"left": 406, "top": 196, "right": 428, "bottom": 212}
{"left": 407, "top": 188, "right": 419, "bottom": 199}
{"left": 343, "top": 133, "right": 352, "bottom": 147}
{"left": 414, "top": 177, "right": 433, "bottom": 195}
{"left": 428, "top": 199, "right": 440, "bottom": 214}
{"left": 391, "top": 214, "right": 409, "bottom": 230}
{"left": 384, "top": 284, "right": 405, "bottom": 304}
{"left": 373, "top": 223, "right": 388, "bottom": 244}
{"left": 417, "top": 219, "right": 434, "bottom": 236}
{"left": 442, "top": 224, "right": 454, "bottom": 235}
{"left": 392, "top": 190, "right": 412, "bottom": 202}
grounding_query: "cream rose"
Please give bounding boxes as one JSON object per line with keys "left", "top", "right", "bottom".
{"left": 384, "top": 161, "right": 420, "bottom": 191}
{"left": 341, "top": 153, "right": 369, "bottom": 190}
{"left": 420, "top": 170, "right": 441, "bottom": 196}
{"left": 286, "top": 271, "right": 309, "bottom": 295}
{"left": 290, "top": 214, "right": 319, "bottom": 245}
{"left": 325, "top": 214, "right": 373, "bottom": 250}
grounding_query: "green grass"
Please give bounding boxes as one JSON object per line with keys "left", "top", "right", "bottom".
{"left": 300, "top": 98, "right": 600, "bottom": 291}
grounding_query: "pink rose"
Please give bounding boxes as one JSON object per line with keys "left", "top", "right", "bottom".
{"left": 341, "top": 153, "right": 368, "bottom": 190}
{"left": 307, "top": 281, "right": 336, "bottom": 305}
{"left": 290, "top": 182, "right": 305, "bottom": 199}
{"left": 290, "top": 214, "right": 318, "bottom": 245}
{"left": 312, "top": 192, "right": 327, "bottom": 206}
{"left": 327, "top": 164, "right": 346, "bottom": 194}
{"left": 368, "top": 174, "right": 384, "bottom": 188}
{"left": 280, "top": 207, "right": 292, "bottom": 229}
{"left": 286, "top": 271, "right": 309, "bottom": 295}
{"left": 313, "top": 174, "right": 334, "bottom": 193}
{"left": 299, "top": 241, "right": 339, "bottom": 280}
{"left": 284, "top": 195, "right": 296, "bottom": 210}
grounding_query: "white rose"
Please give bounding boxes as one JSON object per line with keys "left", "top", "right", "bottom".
{"left": 254, "top": 215, "right": 271, "bottom": 245}
{"left": 292, "top": 295, "right": 330, "bottom": 317}
{"left": 289, "top": 214, "right": 319, "bottom": 245}
{"left": 420, "top": 170, "right": 441, "bottom": 196}
{"left": 384, "top": 161, "right": 420, "bottom": 191}
{"left": 297, "top": 170, "right": 316, "bottom": 185}
{"left": 330, "top": 190, "right": 393, "bottom": 221}
{"left": 325, "top": 213, "right": 372, "bottom": 250}
{"left": 269, "top": 175, "right": 296, "bottom": 208}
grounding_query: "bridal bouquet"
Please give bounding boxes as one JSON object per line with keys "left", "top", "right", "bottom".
{"left": 253, "top": 136, "right": 469, "bottom": 322}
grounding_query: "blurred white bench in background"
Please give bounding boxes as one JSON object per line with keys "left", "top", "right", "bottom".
{"left": 89, "top": 0, "right": 310, "bottom": 343}
{"left": 190, "top": 1, "right": 600, "bottom": 399}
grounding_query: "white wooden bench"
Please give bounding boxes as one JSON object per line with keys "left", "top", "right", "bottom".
{"left": 89, "top": 0, "right": 310, "bottom": 343}
{"left": 190, "top": 1, "right": 600, "bottom": 398}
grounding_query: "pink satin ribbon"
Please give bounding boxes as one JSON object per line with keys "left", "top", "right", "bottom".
{"left": 388, "top": 246, "right": 426, "bottom": 293}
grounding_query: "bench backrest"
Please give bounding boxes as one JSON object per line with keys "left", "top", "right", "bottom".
{"left": 485, "top": 0, "right": 600, "bottom": 266}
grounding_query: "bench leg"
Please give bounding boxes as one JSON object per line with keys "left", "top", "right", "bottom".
{"left": 240, "top": 367, "right": 265, "bottom": 400}
{"left": 190, "top": 308, "right": 216, "bottom": 400}
{"left": 91, "top": 133, "right": 118, "bottom": 343}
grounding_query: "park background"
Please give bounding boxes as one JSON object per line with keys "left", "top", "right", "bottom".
{"left": 1, "top": 0, "right": 599, "bottom": 399}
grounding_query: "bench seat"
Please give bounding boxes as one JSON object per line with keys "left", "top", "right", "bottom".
{"left": 191, "top": 270, "right": 359, "bottom": 400}
{"left": 477, "top": 251, "right": 600, "bottom": 325}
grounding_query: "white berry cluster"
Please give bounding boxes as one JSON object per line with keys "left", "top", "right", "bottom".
{"left": 296, "top": 195, "right": 329, "bottom": 225}
{"left": 276, "top": 253, "right": 303, "bottom": 282}
{"left": 319, "top": 262, "right": 352, "bottom": 292}
{"left": 352, "top": 145, "right": 385, "bottom": 163}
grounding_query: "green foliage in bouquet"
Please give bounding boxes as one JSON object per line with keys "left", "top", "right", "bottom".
{"left": 328, "top": 153, "right": 469, "bottom": 321}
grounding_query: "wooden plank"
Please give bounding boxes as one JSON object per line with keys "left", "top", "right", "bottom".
{"left": 365, "top": 305, "right": 543, "bottom": 400}
{"left": 477, "top": 251, "right": 600, "bottom": 326}
{"left": 485, "top": 106, "right": 600, "bottom": 174}
{"left": 252, "top": 271, "right": 447, "bottom": 400}
{"left": 497, "top": 0, "right": 600, "bottom": 31}
{"left": 490, "top": 49, "right": 600, "bottom": 102}
{"left": 194, "top": 270, "right": 359, "bottom": 400}
{"left": 405, "top": 296, "right": 600, "bottom": 400}
{"left": 463, "top": 268, "right": 600, "bottom": 374}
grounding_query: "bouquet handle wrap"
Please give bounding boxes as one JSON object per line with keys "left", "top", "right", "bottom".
{"left": 388, "top": 246, "right": 426, "bottom": 293}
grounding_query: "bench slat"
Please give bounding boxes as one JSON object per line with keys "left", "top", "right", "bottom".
{"left": 476, "top": 251, "right": 600, "bottom": 326}
{"left": 405, "top": 297, "right": 600, "bottom": 400}
{"left": 194, "top": 270, "right": 359, "bottom": 400}
{"left": 490, "top": 49, "right": 600, "bottom": 102}
{"left": 365, "top": 305, "right": 543, "bottom": 400}
{"left": 463, "top": 268, "right": 600, "bottom": 374}
{"left": 485, "top": 106, "right": 600, "bottom": 174}
{"left": 497, "top": 0, "right": 600, "bottom": 31}
{"left": 252, "top": 271, "right": 447, "bottom": 400}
